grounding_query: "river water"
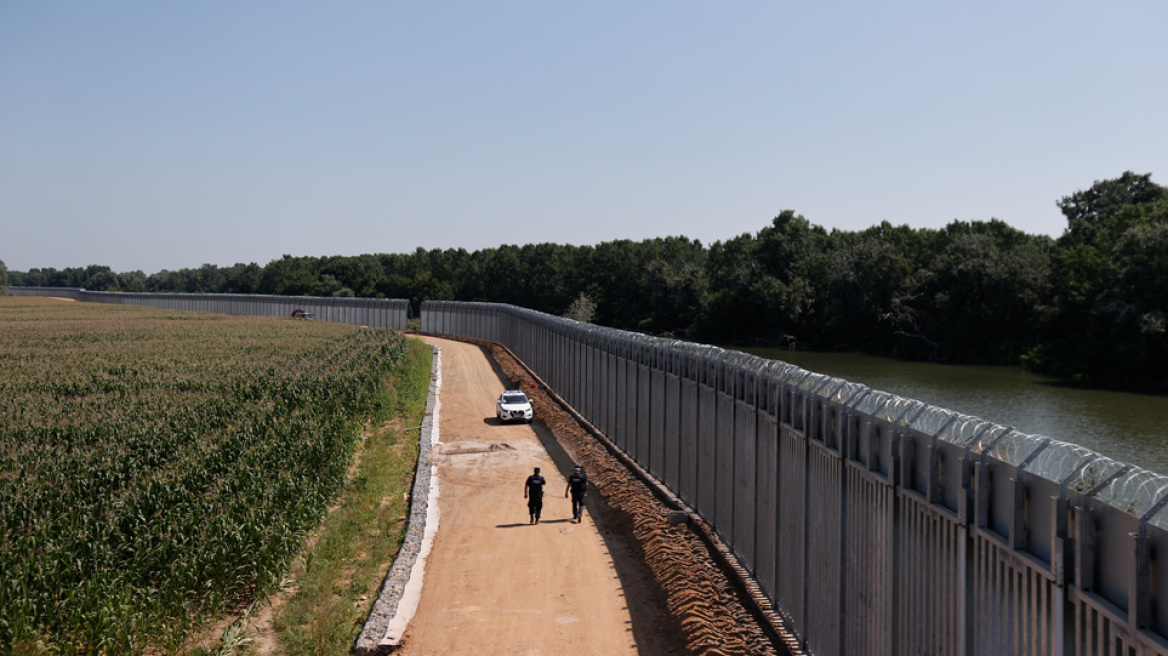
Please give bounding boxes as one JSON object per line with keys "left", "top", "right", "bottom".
{"left": 733, "top": 347, "right": 1168, "bottom": 476}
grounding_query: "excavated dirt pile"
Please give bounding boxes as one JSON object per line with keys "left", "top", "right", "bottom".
{"left": 485, "top": 343, "right": 790, "bottom": 656}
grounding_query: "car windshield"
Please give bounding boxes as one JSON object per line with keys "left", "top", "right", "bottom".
{"left": 502, "top": 393, "right": 528, "bottom": 405}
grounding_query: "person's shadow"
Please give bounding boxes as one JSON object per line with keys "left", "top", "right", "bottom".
{"left": 495, "top": 519, "right": 573, "bottom": 528}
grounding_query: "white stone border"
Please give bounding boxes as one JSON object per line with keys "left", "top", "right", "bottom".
{"left": 355, "top": 344, "right": 442, "bottom": 655}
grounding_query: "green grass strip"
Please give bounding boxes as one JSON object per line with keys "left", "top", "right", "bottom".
{"left": 260, "top": 337, "right": 432, "bottom": 656}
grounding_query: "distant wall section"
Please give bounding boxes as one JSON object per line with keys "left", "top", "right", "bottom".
{"left": 6, "top": 287, "right": 410, "bottom": 330}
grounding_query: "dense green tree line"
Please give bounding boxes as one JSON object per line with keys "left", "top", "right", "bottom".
{"left": 10, "top": 172, "right": 1167, "bottom": 390}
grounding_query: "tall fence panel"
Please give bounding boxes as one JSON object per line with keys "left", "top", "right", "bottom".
{"left": 678, "top": 372, "right": 700, "bottom": 511}
{"left": 714, "top": 384, "right": 736, "bottom": 541}
{"left": 415, "top": 301, "right": 1168, "bottom": 655}
{"left": 649, "top": 366, "right": 667, "bottom": 480}
{"left": 732, "top": 394, "right": 758, "bottom": 571}
{"left": 637, "top": 361, "right": 652, "bottom": 470}
{"left": 755, "top": 403, "right": 779, "bottom": 611}
{"left": 664, "top": 364, "right": 682, "bottom": 495}
{"left": 777, "top": 423, "right": 809, "bottom": 641}
{"left": 697, "top": 382, "right": 719, "bottom": 522}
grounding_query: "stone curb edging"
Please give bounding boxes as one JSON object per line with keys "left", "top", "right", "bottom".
{"left": 354, "top": 345, "right": 442, "bottom": 655}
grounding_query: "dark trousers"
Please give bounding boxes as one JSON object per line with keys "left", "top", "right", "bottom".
{"left": 528, "top": 497, "right": 543, "bottom": 519}
{"left": 570, "top": 493, "right": 585, "bottom": 518}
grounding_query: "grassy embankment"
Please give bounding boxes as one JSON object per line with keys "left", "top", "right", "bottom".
{"left": 0, "top": 297, "right": 429, "bottom": 655}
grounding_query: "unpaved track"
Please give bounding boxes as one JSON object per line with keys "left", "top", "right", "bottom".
{"left": 400, "top": 337, "right": 685, "bottom": 655}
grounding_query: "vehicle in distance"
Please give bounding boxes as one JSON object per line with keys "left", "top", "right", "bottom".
{"left": 497, "top": 390, "right": 533, "bottom": 423}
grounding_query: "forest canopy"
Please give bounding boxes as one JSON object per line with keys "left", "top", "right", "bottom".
{"left": 11, "top": 172, "right": 1168, "bottom": 390}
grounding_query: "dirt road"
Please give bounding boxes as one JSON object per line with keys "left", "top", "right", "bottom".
{"left": 398, "top": 337, "right": 685, "bottom": 655}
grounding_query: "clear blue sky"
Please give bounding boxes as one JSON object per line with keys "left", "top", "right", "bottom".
{"left": 2, "top": 1, "right": 1165, "bottom": 274}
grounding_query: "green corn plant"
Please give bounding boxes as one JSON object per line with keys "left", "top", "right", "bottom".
{"left": 0, "top": 297, "right": 410, "bottom": 654}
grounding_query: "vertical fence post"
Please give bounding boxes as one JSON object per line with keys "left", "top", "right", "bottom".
{"left": 1132, "top": 492, "right": 1168, "bottom": 631}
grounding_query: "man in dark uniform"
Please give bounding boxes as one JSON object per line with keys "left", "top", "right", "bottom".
{"left": 524, "top": 467, "right": 546, "bottom": 524}
{"left": 565, "top": 464, "right": 588, "bottom": 523}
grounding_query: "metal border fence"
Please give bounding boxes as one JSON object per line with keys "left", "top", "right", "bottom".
{"left": 422, "top": 300, "right": 1168, "bottom": 656}
{"left": 5, "top": 287, "right": 410, "bottom": 330}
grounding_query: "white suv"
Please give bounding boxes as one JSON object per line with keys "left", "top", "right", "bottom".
{"left": 497, "top": 390, "right": 534, "bottom": 423}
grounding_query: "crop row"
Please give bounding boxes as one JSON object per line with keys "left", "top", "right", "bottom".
{"left": 0, "top": 297, "right": 409, "bottom": 654}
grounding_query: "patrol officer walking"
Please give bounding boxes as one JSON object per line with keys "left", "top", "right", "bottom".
{"left": 565, "top": 464, "right": 588, "bottom": 523}
{"left": 524, "top": 467, "right": 546, "bottom": 524}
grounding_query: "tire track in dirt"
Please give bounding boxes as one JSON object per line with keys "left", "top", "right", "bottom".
{"left": 483, "top": 342, "right": 793, "bottom": 656}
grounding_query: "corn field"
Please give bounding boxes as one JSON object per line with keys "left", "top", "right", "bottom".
{"left": 0, "top": 297, "right": 410, "bottom": 654}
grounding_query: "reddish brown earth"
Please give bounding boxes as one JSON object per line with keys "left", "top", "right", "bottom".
{"left": 398, "top": 337, "right": 784, "bottom": 656}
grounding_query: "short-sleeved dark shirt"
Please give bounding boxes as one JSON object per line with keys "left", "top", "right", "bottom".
{"left": 525, "top": 474, "right": 546, "bottom": 499}
{"left": 567, "top": 472, "right": 588, "bottom": 497}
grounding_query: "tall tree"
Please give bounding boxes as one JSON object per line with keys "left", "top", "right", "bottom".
{"left": 1057, "top": 171, "right": 1168, "bottom": 250}
{"left": 819, "top": 222, "right": 920, "bottom": 352}
{"left": 582, "top": 240, "right": 651, "bottom": 329}
{"left": 1045, "top": 172, "right": 1168, "bottom": 387}
{"left": 700, "top": 211, "right": 827, "bottom": 345}
{"left": 906, "top": 221, "right": 1053, "bottom": 363}
{"left": 116, "top": 271, "right": 147, "bottom": 292}
{"left": 640, "top": 237, "right": 708, "bottom": 336}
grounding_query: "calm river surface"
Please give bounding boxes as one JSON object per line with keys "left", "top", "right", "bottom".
{"left": 733, "top": 348, "right": 1168, "bottom": 476}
